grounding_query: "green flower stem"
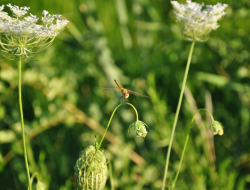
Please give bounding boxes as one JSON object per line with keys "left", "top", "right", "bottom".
{"left": 83, "top": 103, "right": 138, "bottom": 190}
{"left": 173, "top": 109, "right": 214, "bottom": 187}
{"left": 18, "top": 56, "right": 32, "bottom": 190}
{"left": 109, "top": 161, "right": 114, "bottom": 190}
{"left": 162, "top": 41, "right": 195, "bottom": 190}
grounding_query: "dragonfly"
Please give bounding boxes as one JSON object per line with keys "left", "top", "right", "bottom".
{"left": 100, "top": 79, "right": 150, "bottom": 102}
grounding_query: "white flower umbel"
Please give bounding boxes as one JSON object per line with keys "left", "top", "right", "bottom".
{"left": 171, "top": 0, "right": 228, "bottom": 42}
{"left": 0, "top": 4, "right": 68, "bottom": 58}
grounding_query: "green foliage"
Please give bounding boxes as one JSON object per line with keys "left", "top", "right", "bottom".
{"left": 0, "top": 0, "right": 250, "bottom": 189}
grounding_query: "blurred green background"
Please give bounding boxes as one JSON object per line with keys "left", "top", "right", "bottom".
{"left": 0, "top": 0, "right": 250, "bottom": 189}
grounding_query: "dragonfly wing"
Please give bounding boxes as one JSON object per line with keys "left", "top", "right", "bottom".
{"left": 99, "top": 87, "right": 121, "bottom": 92}
{"left": 127, "top": 89, "right": 150, "bottom": 98}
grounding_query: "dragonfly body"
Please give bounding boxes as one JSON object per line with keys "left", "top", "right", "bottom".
{"left": 114, "top": 79, "right": 129, "bottom": 99}
{"left": 100, "top": 79, "right": 149, "bottom": 102}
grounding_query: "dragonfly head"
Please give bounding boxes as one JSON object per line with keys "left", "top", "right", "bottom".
{"left": 124, "top": 93, "right": 129, "bottom": 99}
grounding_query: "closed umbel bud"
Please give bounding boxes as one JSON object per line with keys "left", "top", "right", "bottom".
{"left": 209, "top": 121, "right": 224, "bottom": 136}
{"left": 74, "top": 145, "right": 108, "bottom": 190}
{"left": 128, "top": 120, "right": 148, "bottom": 138}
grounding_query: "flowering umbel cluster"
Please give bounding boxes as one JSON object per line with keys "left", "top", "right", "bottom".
{"left": 0, "top": 4, "right": 68, "bottom": 58}
{"left": 171, "top": 0, "right": 228, "bottom": 42}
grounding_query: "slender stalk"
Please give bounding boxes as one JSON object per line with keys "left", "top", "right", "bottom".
{"left": 18, "top": 56, "right": 32, "bottom": 190}
{"left": 173, "top": 109, "right": 214, "bottom": 187}
{"left": 82, "top": 103, "right": 138, "bottom": 190}
{"left": 109, "top": 161, "right": 114, "bottom": 190}
{"left": 162, "top": 41, "right": 195, "bottom": 190}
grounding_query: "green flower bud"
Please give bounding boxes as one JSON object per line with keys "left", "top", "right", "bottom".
{"left": 73, "top": 145, "right": 108, "bottom": 190}
{"left": 128, "top": 120, "right": 148, "bottom": 138}
{"left": 209, "top": 121, "right": 224, "bottom": 136}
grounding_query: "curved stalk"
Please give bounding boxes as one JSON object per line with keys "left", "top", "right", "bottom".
{"left": 18, "top": 56, "right": 32, "bottom": 190}
{"left": 172, "top": 109, "right": 214, "bottom": 188}
{"left": 82, "top": 103, "right": 138, "bottom": 190}
{"left": 162, "top": 41, "right": 195, "bottom": 190}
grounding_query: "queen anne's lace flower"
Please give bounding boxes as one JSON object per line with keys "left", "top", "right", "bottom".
{"left": 171, "top": 0, "right": 228, "bottom": 42}
{"left": 0, "top": 4, "right": 69, "bottom": 58}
